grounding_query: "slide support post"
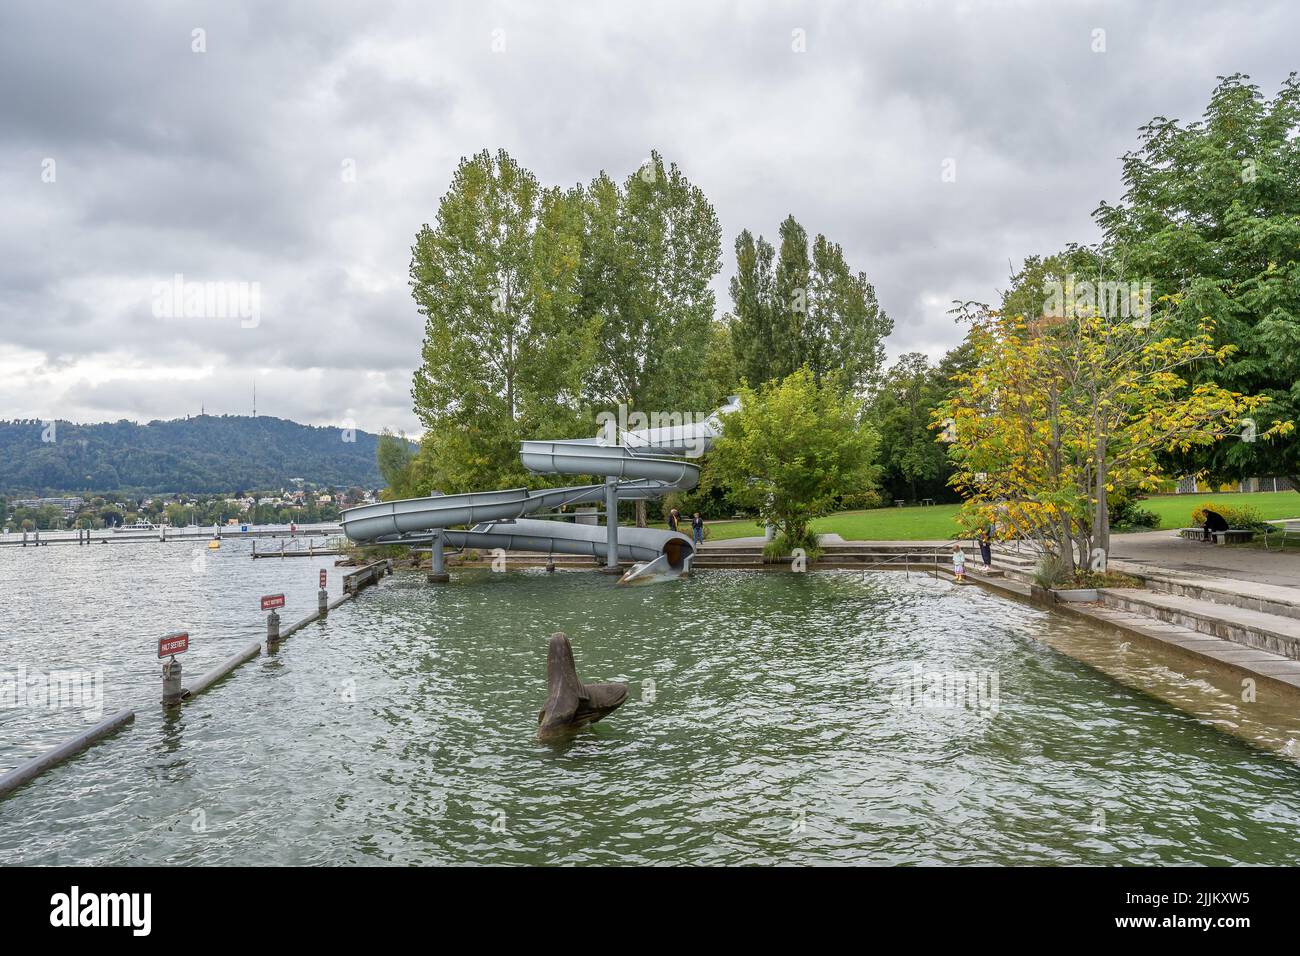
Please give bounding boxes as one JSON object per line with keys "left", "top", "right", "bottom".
{"left": 604, "top": 477, "right": 619, "bottom": 571}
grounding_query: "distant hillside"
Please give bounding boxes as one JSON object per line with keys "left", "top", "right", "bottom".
{"left": 0, "top": 415, "right": 400, "bottom": 494}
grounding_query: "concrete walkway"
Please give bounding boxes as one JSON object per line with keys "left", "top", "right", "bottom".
{"left": 1108, "top": 529, "right": 1300, "bottom": 589}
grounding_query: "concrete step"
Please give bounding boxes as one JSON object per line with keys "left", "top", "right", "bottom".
{"left": 1120, "top": 571, "right": 1300, "bottom": 625}
{"left": 1100, "top": 588, "right": 1300, "bottom": 661}
{"left": 819, "top": 543, "right": 950, "bottom": 554}
{"left": 1079, "top": 603, "right": 1300, "bottom": 692}
{"left": 989, "top": 550, "right": 1038, "bottom": 568}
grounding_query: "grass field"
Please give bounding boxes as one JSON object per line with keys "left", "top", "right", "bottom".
{"left": 672, "top": 490, "right": 1300, "bottom": 543}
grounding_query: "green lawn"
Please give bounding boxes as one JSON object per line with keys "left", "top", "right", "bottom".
{"left": 672, "top": 490, "right": 1300, "bottom": 543}
{"left": 1126, "top": 491, "right": 1300, "bottom": 530}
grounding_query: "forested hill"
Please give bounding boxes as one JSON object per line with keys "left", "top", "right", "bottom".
{"left": 0, "top": 415, "right": 394, "bottom": 494}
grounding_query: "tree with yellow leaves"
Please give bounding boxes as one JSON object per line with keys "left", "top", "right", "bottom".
{"left": 935, "top": 301, "right": 1287, "bottom": 574}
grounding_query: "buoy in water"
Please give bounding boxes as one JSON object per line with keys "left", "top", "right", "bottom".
{"left": 207, "top": 539, "right": 220, "bottom": 550}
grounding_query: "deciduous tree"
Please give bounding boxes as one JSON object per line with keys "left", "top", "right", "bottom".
{"left": 710, "top": 368, "right": 878, "bottom": 552}
{"left": 1095, "top": 72, "right": 1300, "bottom": 489}
{"left": 937, "top": 303, "right": 1282, "bottom": 572}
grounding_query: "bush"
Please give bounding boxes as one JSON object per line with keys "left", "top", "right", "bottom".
{"left": 1109, "top": 497, "right": 1159, "bottom": 530}
{"left": 1190, "top": 502, "right": 1269, "bottom": 531}
{"left": 1032, "top": 552, "right": 1142, "bottom": 590}
{"left": 1032, "top": 552, "right": 1071, "bottom": 589}
{"left": 762, "top": 529, "right": 822, "bottom": 563}
{"left": 1063, "top": 569, "right": 1143, "bottom": 589}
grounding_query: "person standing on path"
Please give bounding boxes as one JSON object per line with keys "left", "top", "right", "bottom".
{"left": 691, "top": 512, "right": 704, "bottom": 545}
{"left": 978, "top": 527, "right": 993, "bottom": 571}
{"left": 667, "top": 508, "right": 680, "bottom": 532}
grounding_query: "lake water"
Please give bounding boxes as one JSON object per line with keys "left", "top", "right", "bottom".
{"left": 3, "top": 543, "right": 1300, "bottom": 865}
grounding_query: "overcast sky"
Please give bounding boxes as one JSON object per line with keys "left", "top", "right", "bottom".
{"left": 1, "top": 0, "right": 1295, "bottom": 434}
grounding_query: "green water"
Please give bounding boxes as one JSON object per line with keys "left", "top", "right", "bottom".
{"left": 3, "top": 559, "right": 1300, "bottom": 865}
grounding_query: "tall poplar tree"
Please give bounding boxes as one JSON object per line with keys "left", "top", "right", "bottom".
{"left": 579, "top": 151, "right": 724, "bottom": 416}
{"left": 728, "top": 214, "right": 892, "bottom": 394}
{"left": 729, "top": 229, "right": 776, "bottom": 388}
{"left": 409, "top": 149, "right": 595, "bottom": 492}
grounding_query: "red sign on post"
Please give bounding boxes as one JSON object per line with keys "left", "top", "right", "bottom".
{"left": 159, "top": 632, "right": 189, "bottom": 658}
{"left": 260, "top": 594, "right": 286, "bottom": 611}
{"left": 319, "top": 570, "right": 327, "bottom": 589}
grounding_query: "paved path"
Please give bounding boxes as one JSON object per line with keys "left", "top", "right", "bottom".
{"left": 1108, "top": 529, "right": 1300, "bottom": 589}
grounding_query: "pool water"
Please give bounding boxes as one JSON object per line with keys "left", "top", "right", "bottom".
{"left": 3, "top": 551, "right": 1300, "bottom": 865}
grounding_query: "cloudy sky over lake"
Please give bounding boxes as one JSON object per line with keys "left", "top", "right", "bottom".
{"left": 1, "top": 0, "right": 1295, "bottom": 434}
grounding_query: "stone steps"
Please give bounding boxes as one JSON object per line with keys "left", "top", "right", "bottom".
{"left": 1074, "top": 603, "right": 1300, "bottom": 692}
{"left": 1100, "top": 587, "right": 1300, "bottom": 661}
{"left": 1118, "top": 572, "right": 1300, "bottom": 624}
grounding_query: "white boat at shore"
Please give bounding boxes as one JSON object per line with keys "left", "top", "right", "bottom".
{"left": 113, "top": 520, "right": 160, "bottom": 532}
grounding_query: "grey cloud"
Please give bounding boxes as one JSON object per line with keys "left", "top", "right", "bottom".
{"left": 0, "top": 0, "right": 1295, "bottom": 432}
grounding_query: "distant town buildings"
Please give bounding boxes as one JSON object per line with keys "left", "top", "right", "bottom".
{"left": 11, "top": 496, "right": 84, "bottom": 516}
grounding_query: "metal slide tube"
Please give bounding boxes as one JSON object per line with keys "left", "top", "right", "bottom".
{"left": 340, "top": 398, "right": 739, "bottom": 576}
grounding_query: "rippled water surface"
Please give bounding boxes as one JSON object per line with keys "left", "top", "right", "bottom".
{"left": 4, "top": 544, "right": 1300, "bottom": 865}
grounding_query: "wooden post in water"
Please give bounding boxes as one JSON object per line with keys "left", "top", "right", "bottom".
{"left": 267, "top": 610, "right": 281, "bottom": 646}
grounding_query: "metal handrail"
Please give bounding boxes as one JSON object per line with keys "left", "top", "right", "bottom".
{"left": 857, "top": 546, "right": 947, "bottom": 579}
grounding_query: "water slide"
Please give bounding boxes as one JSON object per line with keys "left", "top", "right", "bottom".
{"left": 340, "top": 398, "right": 740, "bottom": 583}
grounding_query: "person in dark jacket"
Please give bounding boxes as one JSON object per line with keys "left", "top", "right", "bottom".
{"left": 978, "top": 527, "right": 993, "bottom": 571}
{"left": 691, "top": 512, "right": 704, "bottom": 545}
{"left": 1202, "top": 509, "right": 1228, "bottom": 542}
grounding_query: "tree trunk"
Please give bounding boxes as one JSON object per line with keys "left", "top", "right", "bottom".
{"left": 635, "top": 499, "right": 647, "bottom": 528}
{"left": 1092, "top": 434, "right": 1109, "bottom": 568}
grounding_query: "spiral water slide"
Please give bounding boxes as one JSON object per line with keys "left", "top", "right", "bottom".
{"left": 340, "top": 398, "right": 739, "bottom": 584}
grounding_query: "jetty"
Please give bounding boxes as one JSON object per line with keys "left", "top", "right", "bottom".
{"left": 0, "top": 525, "right": 343, "bottom": 547}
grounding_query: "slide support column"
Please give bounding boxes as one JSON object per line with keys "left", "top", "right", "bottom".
{"left": 603, "top": 477, "right": 620, "bottom": 572}
{"left": 427, "top": 529, "right": 449, "bottom": 584}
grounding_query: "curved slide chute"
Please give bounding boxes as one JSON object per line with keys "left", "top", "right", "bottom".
{"left": 341, "top": 398, "right": 738, "bottom": 583}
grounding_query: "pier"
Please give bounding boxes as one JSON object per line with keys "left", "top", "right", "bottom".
{"left": 0, "top": 558, "right": 390, "bottom": 801}
{"left": 251, "top": 537, "right": 347, "bottom": 558}
{"left": 0, "top": 524, "right": 343, "bottom": 547}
